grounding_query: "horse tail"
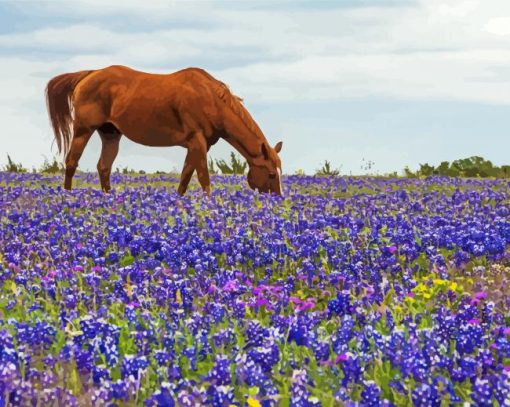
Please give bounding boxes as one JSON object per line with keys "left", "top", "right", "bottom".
{"left": 45, "top": 70, "right": 94, "bottom": 157}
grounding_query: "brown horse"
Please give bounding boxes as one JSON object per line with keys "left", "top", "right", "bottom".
{"left": 45, "top": 65, "right": 283, "bottom": 195}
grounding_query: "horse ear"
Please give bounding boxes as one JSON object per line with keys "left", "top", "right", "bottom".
{"left": 261, "top": 143, "right": 270, "bottom": 160}
{"left": 274, "top": 141, "right": 283, "bottom": 153}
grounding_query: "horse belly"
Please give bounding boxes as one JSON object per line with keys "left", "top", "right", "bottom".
{"left": 122, "top": 125, "right": 186, "bottom": 147}
{"left": 110, "top": 104, "right": 188, "bottom": 147}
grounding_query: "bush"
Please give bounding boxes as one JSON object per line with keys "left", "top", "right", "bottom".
{"left": 3, "top": 154, "right": 27, "bottom": 173}
{"left": 208, "top": 157, "right": 218, "bottom": 175}
{"left": 40, "top": 156, "right": 64, "bottom": 173}
{"left": 215, "top": 152, "right": 247, "bottom": 175}
{"left": 315, "top": 160, "right": 340, "bottom": 176}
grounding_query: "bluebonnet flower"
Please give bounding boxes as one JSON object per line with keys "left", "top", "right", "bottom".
{"left": 207, "top": 354, "right": 231, "bottom": 385}
{"left": 327, "top": 291, "right": 351, "bottom": 316}
{"left": 411, "top": 383, "right": 441, "bottom": 407}
{"left": 145, "top": 382, "right": 175, "bottom": 406}
{"left": 361, "top": 381, "right": 382, "bottom": 406}
{"left": 289, "top": 370, "right": 320, "bottom": 407}
{"left": 206, "top": 385, "right": 235, "bottom": 406}
{"left": 121, "top": 355, "right": 149, "bottom": 379}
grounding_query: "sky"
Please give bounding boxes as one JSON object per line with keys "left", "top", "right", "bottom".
{"left": 1, "top": 0, "right": 509, "bottom": 175}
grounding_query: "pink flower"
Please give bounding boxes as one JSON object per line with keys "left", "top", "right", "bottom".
{"left": 254, "top": 297, "right": 270, "bottom": 307}
{"left": 471, "top": 291, "right": 487, "bottom": 306}
{"left": 297, "top": 301, "right": 315, "bottom": 311}
{"left": 253, "top": 286, "right": 265, "bottom": 296}
{"left": 473, "top": 291, "right": 487, "bottom": 300}
{"left": 222, "top": 280, "right": 238, "bottom": 292}
{"left": 269, "top": 285, "right": 284, "bottom": 294}
{"left": 468, "top": 319, "right": 481, "bottom": 325}
{"left": 503, "top": 328, "right": 510, "bottom": 336}
{"left": 289, "top": 297, "right": 316, "bottom": 311}
{"left": 388, "top": 246, "right": 398, "bottom": 254}
{"left": 334, "top": 353, "right": 349, "bottom": 364}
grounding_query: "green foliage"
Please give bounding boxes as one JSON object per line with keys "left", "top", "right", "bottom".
{"left": 315, "top": 160, "right": 340, "bottom": 176}
{"left": 3, "top": 154, "right": 27, "bottom": 173}
{"left": 119, "top": 166, "right": 134, "bottom": 174}
{"left": 40, "top": 156, "right": 64, "bottom": 173}
{"left": 215, "top": 152, "right": 247, "bottom": 175}
{"left": 405, "top": 156, "right": 509, "bottom": 178}
{"left": 208, "top": 157, "right": 218, "bottom": 174}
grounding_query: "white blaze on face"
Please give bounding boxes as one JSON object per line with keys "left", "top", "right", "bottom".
{"left": 277, "top": 168, "right": 283, "bottom": 195}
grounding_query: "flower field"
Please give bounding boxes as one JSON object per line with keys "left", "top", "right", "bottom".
{"left": 0, "top": 172, "right": 509, "bottom": 406}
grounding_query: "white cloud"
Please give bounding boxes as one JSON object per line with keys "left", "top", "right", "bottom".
{"left": 1, "top": 0, "right": 510, "bottom": 172}
{"left": 485, "top": 17, "right": 510, "bottom": 36}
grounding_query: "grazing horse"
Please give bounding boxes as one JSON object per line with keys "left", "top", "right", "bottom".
{"left": 45, "top": 65, "right": 283, "bottom": 195}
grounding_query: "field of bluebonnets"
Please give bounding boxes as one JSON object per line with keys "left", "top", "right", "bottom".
{"left": 0, "top": 171, "right": 509, "bottom": 406}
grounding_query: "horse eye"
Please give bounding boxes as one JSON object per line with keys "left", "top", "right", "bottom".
{"left": 269, "top": 173, "right": 276, "bottom": 179}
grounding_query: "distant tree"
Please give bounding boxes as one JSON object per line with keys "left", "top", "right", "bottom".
{"left": 3, "top": 154, "right": 27, "bottom": 173}
{"left": 434, "top": 161, "right": 458, "bottom": 176}
{"left": 215, "top": 152, "right": 247, "bottom": 175}
{"left": 403, "top": 166, "right": 416, "bottom": 177}
{"left": 315, "top": 160, "right": 340, "bottom": 176}
{"left": 406, "top": 156, "right": 509, "bottom": 178}
{"left": 418, "top": 163, "right": 434, "bottom": 176}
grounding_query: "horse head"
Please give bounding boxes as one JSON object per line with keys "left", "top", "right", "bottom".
{"left": 247, "top": 141, "right": 283, "bottom": 195}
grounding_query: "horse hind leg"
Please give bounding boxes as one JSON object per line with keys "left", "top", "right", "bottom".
{"left": 64, "top": 125, "right": 94, "bottom": 190}
{"left": 97, "top": 123, "right": 121, "bottom": 192}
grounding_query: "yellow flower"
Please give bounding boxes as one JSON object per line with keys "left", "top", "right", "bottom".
{"left": 247, "top": 398, "right": 262, "bottom": 407}
{"left": 412, "top": 284, "right": 424, "bottom": 293}
{"left": 449, "top": 282, "right": 458, "bottom": 291}
{"left": 433, "top": 279, "right": 447, "bottom": 287}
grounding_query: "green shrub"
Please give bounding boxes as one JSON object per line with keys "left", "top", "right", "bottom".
{"left": 3, "top": 154, "right": 27, "bottom": 173}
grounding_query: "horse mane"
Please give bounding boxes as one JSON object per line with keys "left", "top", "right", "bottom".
{"left": 214, "top": 81, "right": 263, "bottom": 138}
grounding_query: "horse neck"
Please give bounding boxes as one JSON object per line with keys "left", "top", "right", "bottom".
{"left": 219, "top": 112, "right": 268, "bottom": 166}
{"left": 222, "top": 131, "right": 264, "bottom": 166}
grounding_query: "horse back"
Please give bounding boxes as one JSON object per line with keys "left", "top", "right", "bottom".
{"left": 71, "top": 65, "right": 224, "bottom": 145}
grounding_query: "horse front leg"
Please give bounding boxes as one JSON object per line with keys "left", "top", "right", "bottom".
{"left": 179, "top": 132, "right": 210, "bottom": 196}
{"left": 177, "top": 150, "right": 195, "bottom": 196}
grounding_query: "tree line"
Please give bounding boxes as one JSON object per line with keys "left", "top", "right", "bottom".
{"left": 3, "top": 153, "right": 509, "bottom": 178}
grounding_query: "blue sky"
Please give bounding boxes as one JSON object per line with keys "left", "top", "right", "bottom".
{"left": 1, "top": 0, "right": 509, "bottom": 175}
